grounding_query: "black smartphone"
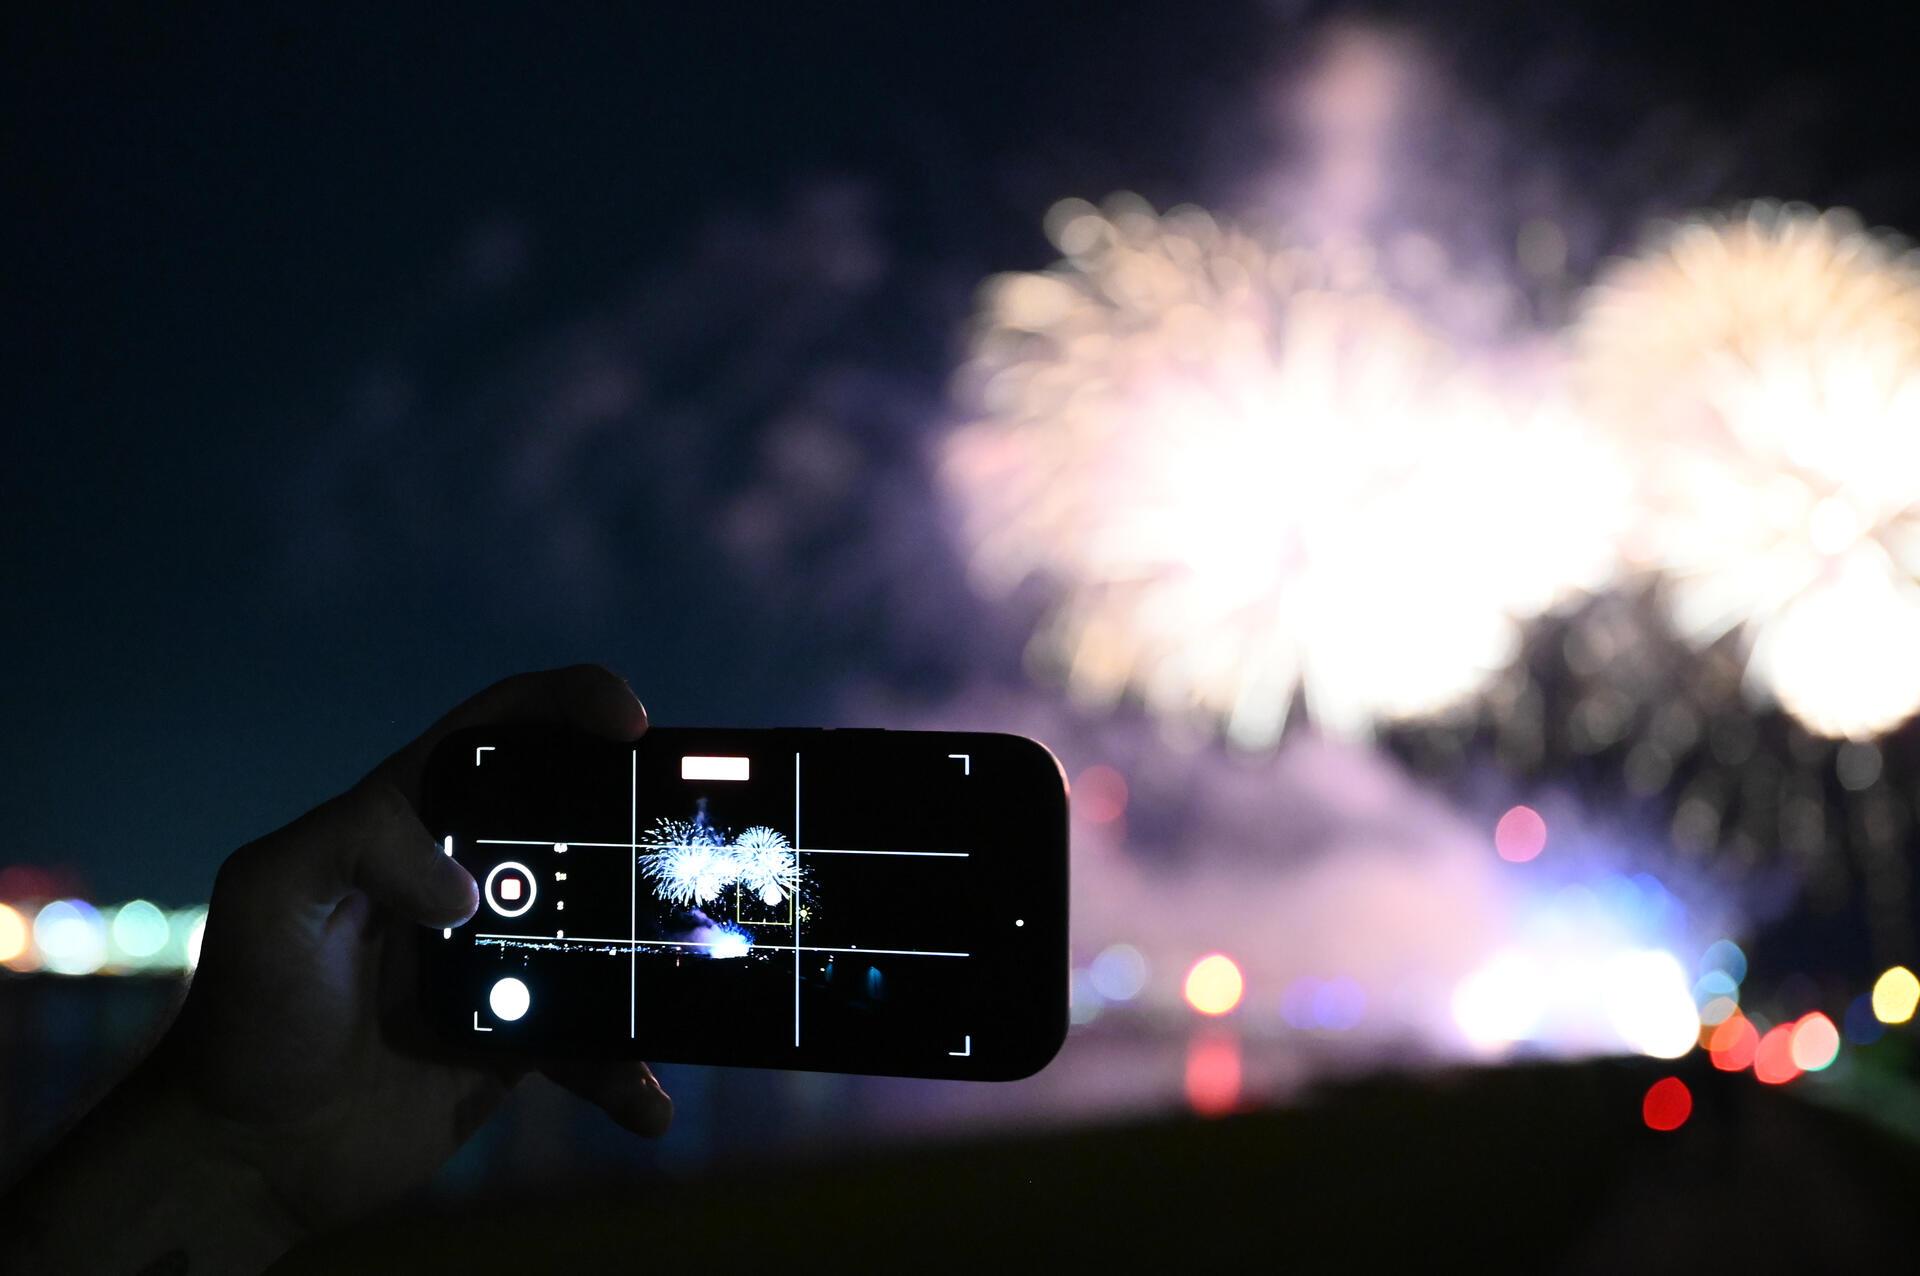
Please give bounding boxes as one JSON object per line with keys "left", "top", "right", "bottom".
{"left": 417, "top": 725, "right": 1069, "bottom": 1081}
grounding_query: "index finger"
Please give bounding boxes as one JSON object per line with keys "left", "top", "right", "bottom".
{"left": 372, "top": 664, "right": 649, "bottom": 810}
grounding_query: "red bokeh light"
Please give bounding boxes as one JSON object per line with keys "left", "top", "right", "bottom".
{"left": 1641, "top": 1076, "right": 1692, "bottom": 1131}
{"left": 1753, "top": 1024, "right": 1802, "bottom": 1085}
{"left": 1185, "top": 1033, "right": 1243, "bottom": 1117}
{"left": 1075, "top": 765, "right": 1129, "bottom": 825}
{"left": 1707, "top": 1014, "right": 1759, "bottom": 1072}
{"left": 1493, "top": 805, "right": 1547, "bottom": 862}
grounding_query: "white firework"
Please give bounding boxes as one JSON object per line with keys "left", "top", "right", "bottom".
{"left": 733, "top": 825, "right": 799, "bottom": 906}
{"left": 639, "top": 820, "right": 735, "bottom": 906}
{"left": 942, "top": 194, "right": 1621, "bottom": 745}
{"left": 1576, "top": 203, "right": 1920, "bottom": 739}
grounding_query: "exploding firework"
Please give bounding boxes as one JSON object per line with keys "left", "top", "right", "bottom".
{"left": 638, "top": 819, "right": 806, "bottom": 910}
{"left": 733, "top": 825, "right": 799, "bottom": 906}
{"left": 639, "top": 819, "right": 735, "bottom": 906}
{"left": 941, "top": 194, "right": 1621, "bottom": 744}
{"left": 1576, "top": 203, "right": 1920, "bottom": 740}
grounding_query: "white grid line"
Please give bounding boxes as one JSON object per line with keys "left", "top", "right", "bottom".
{"left": 473, "top": 933, "right": 968, "bottom": 958}
{"left": 476, "top": 838, "right": 967, "bottom": 858}
{"left": 629, "top": 747, "right": 636, "bottom": 1041}
{"left": 793, "top": 750, "right": 801, "bottom": 1048}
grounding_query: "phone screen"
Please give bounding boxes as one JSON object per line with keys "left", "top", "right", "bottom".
{"left": 419, "top": 726, "right": 1069, "bottom": 1080}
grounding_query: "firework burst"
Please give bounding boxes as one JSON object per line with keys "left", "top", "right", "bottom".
{"left": 1576, "top": 203, "right": 1920, "bottom": 739}
{"left": 733, "top": 825, "right": 800, "bottom": 906}
{"left": 941, "top": 194, "right": 1621, "bottom": 745}
{"left": 638, "top": 818, "right": 806, "bottom": 910}
{"left": 639, "top": 819, "right": 735, "bottom": 906}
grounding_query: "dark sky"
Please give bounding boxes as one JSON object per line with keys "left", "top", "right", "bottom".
{"left": 5, "top": 2, "right": 1917, "bottom": 901}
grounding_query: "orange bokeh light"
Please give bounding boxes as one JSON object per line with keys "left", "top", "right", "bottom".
{"left": 1708, "top": 1013, "right": 1759, "bottom": 1071}
{"left": 0, "top": 903, "right": 27, "bottom": 967}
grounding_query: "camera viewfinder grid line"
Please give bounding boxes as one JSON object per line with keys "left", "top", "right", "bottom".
{"left": 793, "top": 750, "right": 801, "bottom": 1049}
{"left": 630, "top": 746, "right": 637, "bottom": 1041}
{"left": 473, "top": 935, "right": 969, "bottom": 957}
{"left": 476, "top": 838, "right": 966, "bottom": 858}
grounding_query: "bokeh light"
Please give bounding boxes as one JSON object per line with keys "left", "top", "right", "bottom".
{"left": 1183, "top": 953, "right": 1245, "bottom": 1016}
{"left": 1493, "top": 805, "right": 1548, "bottom": 862}
{"left": 34, "top": 900, "right": 107, "bottom": 976}
{"left": 1088, "top": 943, "right": 1150, "bottom": 1002}
{"left": 1752, "top": 1024, "right": 1802, "bottom": 1085}
{"left": 1075, "top": 765, "right": 1129, "bottom": 824}
{"left": 1789, "top": 1011, "right": 1840, "bottom": 1072}
{"left": 1602, "top": 949, "right": 1701, "bottom": 1059}
{"left": 1844, "top": 993, "right": 1885, "bottom": 1045}
{"left": 1641, "top": 1076, "right": 1692, "bottom": 1131}
{"left": 1577, "top": 204, "right": 1920, "bottom": 739}
{"left": 1700, "top": 940, "right": 1748, "bottom": 985}
{"left": 1451, "top": 951, "right": 1546, "bottom": 1052}
{"left": 185, "top": 909, "right": 208, "bottom": 971}
{"left": 1871, "top": 965, "right": 1920, "bottom": 1024}
{"left": 0, "top": 902, "right": 29, "bottom": 967}
{"left": 1708, "top": 1013, "right": 1760, "bottom": 1071}
{"left": 109, "top": 900, "right": 170, "bottom": 963}
{"left": 1184, "top": 1033, "right": 1243, "bottom": 1117}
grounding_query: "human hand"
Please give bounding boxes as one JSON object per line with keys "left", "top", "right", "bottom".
{"left": 1, "top": 666, "right": 672, "bottom": 1274}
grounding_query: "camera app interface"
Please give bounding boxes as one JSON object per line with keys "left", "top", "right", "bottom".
{"left": 435, "top": 730, "right": 1059, "bottom": 1074}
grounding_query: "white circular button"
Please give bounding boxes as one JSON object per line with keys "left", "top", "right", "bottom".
{"left": 483, "top": 861, "right": 537, "bottom": 917}
{"left": 489, "top": 976, "right": 531, "bottom": 1022}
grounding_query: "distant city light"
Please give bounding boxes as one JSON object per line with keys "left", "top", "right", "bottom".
{"left": 1691, "top": 969, "right": 1739, "bottom": 1009}
{"left": 1871, "top": 965, "right": 1920, "bottom": 1025}
{"left": 1700, "top": 940, "right": 1748, "bottom": 985}
{"left": 1753, "top": 1024, "right": 1802, "bottom": 1085}
{"left": 185, "top": 911, "right": 208, "bottom": 970}
{"left": 1641, "top": 1076, "right": 1693, "bottom": 1132}
{"left": 0, "top": 903, "right": 28, "bottom": 966}
{"left": 1603, "top": 950, "right": 1701, "bottom": 1060}
{"left": 1844, "top": 993, "right": 1885, "bottom": 1045}
{"left": 34, "top": 900, "right": 107, "bottom": 977}
{"left": 1493, "top": 805, "right": 1548, "bottom": 863}
{"left": 1789, "top": 1012, "right": 1840, "bottom": 1072}
{"left": 1708, "top": 1014, "right": 1760, "bottom": 1071}
{"left": 1088, "top": 943, "right": 1149, "bottom": 1002}
{"left": 1451, "top": 951, "right": 1546, "bottom": 1052}
{"left": 1075, "top": 765, "right": 1130, "bottom": 825}
{"left": 1184, "top": 1033, "right": 1243, "bottom": 1117}
{"left": 109, "top": 900, "right": 170, "bottom": 962}
{"left": 1069, "top": 968, "right": 1104, "bottom": 1026}
{"left": 1183, "top": 953, "right": 1245, "bottom": 1016}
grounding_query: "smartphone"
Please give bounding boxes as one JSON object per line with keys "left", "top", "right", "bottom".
{"left": 417, "top": 725, "right": 1069, "bottom": 1080}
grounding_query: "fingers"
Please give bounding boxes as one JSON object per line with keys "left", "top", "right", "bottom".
{"left": 375, "top": 665, "right": 649, "bottom": 810}
{"left": 267, "top": 784, "right": 479, "bottom": 924}
{"left": 341, "top": 785, "right": 479, "bottom": 926}
{"left": 543, "top": 1059, "right": 674, "bottom": 1138}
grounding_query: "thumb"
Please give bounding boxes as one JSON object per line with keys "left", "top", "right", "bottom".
{"left": 320, "top": 781, "right": 479, "bottom": 927}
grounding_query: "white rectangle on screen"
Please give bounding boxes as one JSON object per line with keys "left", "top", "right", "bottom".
{"left": 682, "top": 755, "right": 751, "bottom": 781}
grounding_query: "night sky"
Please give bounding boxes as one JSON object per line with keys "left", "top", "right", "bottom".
{"left": 7, "top": 2, "right": 1918, "bottom": 903}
